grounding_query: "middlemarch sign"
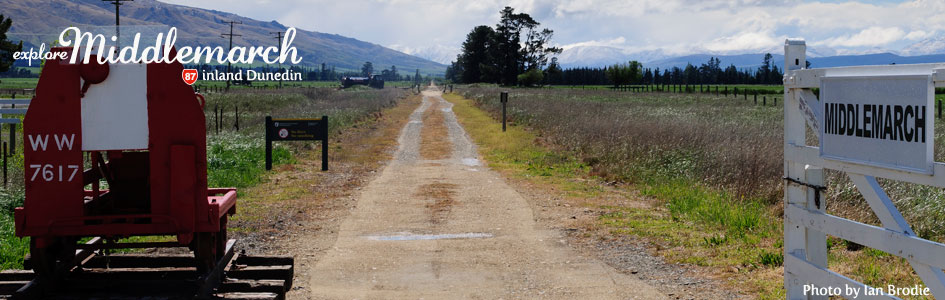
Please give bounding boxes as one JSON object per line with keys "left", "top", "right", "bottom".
{"left": 783, "top": 39, "right": 945, "bottom": 299}
{"left": 821, "top": 75, "right": 933, "bottom": 174}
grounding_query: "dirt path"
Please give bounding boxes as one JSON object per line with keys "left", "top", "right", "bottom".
{"left": 301, "top": 87, "right": 665, "bottom": 299}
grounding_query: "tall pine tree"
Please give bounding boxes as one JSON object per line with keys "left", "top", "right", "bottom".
{"left": 0, "top": 15, "right": 24, "bottom": 83}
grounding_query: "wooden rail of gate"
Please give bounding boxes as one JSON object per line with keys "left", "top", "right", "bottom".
{"left": 783, "top": 39, "right": 945, "bottom": 299}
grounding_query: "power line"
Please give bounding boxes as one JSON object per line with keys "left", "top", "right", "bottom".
{"left": 220, "top": 20, "right": 242, "bottom": 89}
{"left": 101, "top": 0, "right": 134, "bottom": 46}
{"left": 270, "top": 31, "right": 284, "bottom": 88}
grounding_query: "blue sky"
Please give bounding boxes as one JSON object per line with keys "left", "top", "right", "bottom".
{"left": 159, "top": 0, "right": 945, "bottom": 62}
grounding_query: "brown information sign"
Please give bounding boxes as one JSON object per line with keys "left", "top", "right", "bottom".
{"left": 265, "top": 116, "right": 328, "bottom": 171}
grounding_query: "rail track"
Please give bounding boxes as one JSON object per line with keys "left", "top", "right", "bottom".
{"left": 0, "top": 238, "right": 293, "bottom": 299}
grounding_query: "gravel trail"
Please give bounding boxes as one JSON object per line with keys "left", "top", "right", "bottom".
{"left": 302, "top": 86, "right": 666, "bottom": 299}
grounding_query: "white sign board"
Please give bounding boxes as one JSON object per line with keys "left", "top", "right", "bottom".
{"left": 81, "top": 63, "right": 150, "bottom": 151}
{"left": 820, "top": 75, "right": 934, "bottom": 174}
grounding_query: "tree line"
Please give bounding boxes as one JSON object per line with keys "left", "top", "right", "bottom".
{"left": 545, "top": 54, "right": 784, "bottom": 86}
{"left": 0, "top": 15, "right": 23, "bottom": 81}
{"left": 358, "top": 61, "right": 424, "bottom": 83}
{"left": 443, "top": 6, "right": 786, "bottom": 87}
{"left": 445, "top": 6, "right": 561, "bottom": 86}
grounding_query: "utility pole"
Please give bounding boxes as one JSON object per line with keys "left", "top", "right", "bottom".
{"left": 220, "top": 20, "right": 242, "bottom": 90}
{"left": 270, "top": 31, "right": 284, "bottom": 88}
{"left": 102, "top": 0, "right": 134, "bottom": 47}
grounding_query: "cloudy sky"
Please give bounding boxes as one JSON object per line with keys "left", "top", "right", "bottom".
{"left": 160, "top": 0, "right": 945, "bottom": 63}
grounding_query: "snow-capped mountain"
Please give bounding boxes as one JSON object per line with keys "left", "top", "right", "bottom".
{"left": 555, "top": 44, "right": 844, "bottom": 69}
{"left": 557, "top": 46, "right": 683, "bottom": 68}
{"left": 901, "top": 37, "right": 945, "bottom": 56}
{"left": 390, "top": 45, "right": 460, "bottom": 65}
{"left": 557, "top": 46, "right": 630, "bottom": 68}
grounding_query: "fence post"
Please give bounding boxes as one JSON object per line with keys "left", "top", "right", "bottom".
{"left": 501, "top": 92, "right": 508, "bottom": 132}
{"left": 214, "top": 104, "right": 219, "bottom": 134}
{"left": 3, "top": 141, "right": 7, "bottom": 187}
{"left": 234, "top": 105, "right": 240, "bottom": 131}
{"left": 938, "top": 100, "right": 942, "bottom": 119}
{"left": 764, "top": 96, "right": 767, "bottom": 106}
{"left": 754, "top": 93, "right": 758, "bottom": 104}
{"left": 783, "top": 39, "right": 827, "bottom": 300}
{"left": 265, "top": 116, "right": 273, "bottom": 171}
{"left": 218, "top": 105, "right": 223, "bottom": 134}
{"left": 9, "top": 93, "right": 14, "bottom": 154}
{"left": 8, "top": 123, "right": 14, "bottom": 155}
{"left": 321, "top": 115, "right": 329, "bottom": 171}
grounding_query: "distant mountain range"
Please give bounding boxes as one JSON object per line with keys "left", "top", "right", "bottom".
{"left": 557, "top": 37, "right": 945, "bottom": 71}
{"left": 645, "top": 52, "right": 945, "bottom": 71}
{"left": 0, "top": 0, "right": 447, "bottom": 75}
{"left": 389, "top": 45, "right": 459, "bottom": 65}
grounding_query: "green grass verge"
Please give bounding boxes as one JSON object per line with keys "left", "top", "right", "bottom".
{"left": 0, "top": 78, "right": 39, "bottom": 90}
{"left": 445, "top": 93, "right": 785, "bottom": 298}
{"left": 207, "top": 132, "right": 293, "bottom": 189}
{"left": 0, "top": 213, "right": 28, "bottom": 270}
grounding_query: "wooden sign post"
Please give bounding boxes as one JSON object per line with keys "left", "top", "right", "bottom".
{"left": 265, "top": 116, "right": 329, "bottom": 171}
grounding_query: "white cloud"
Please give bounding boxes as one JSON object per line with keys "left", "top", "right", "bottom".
{"left": 905, "top": 30, "right": 933, "bottom": 41}
{"left": 818, "top": 27, "right": 905, "bottom": 48}
{"left": 560, "top": 37, "right": 627, "bottom": 50}
{"left": 704, "top": 32, "right": 783, "bottom": 53}
{"left": 157, "top": 0, "right": 945, "bottom": 59}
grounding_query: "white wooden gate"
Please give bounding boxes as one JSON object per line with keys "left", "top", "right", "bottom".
{"left": 784, "top": 39, "right": 945, "bottom": 300}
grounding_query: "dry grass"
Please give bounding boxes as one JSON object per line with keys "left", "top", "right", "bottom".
{"left": 231, "top": 93, "right": 422, "bottom": 252}
{"left": 457, "top": 86, "right": 945, "bottom": 243}
{"left": 457, "top": 86, "right": 782, "bottom": 202}
{"left": 451, "top": 86, "right": 945, "bottom": 298}
{"left": 447, "top": 91, "right": 792, "bottom": 298}
{"left": 418, "top": 182, "right": 458, "bottom": 224}
{"left": 420, "top": 99, "right": 452, "bottom": 160}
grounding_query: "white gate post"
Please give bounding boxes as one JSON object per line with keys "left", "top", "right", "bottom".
{"left": 804, "top": 165, "right": 827, "bottom": 283}
{"left": 781, "top": 37, "right": 945, "bottom": 300}
{"left": 783, "top": 39, "right": 827, "bottom": 300}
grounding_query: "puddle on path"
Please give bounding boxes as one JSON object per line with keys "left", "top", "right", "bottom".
{"left": 365, "top": 232, "right": 494, "bottom": 241}
{"left": 461, "top": 158, "right": 480, "bottom": 166}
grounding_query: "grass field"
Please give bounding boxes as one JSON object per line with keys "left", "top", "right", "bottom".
{"left": 0, "top": 85, "right": 409, "bottom": 270}
{"left": 0, "top": 77, "right": 420, "bottom": 93}
{"left": 0, "top": 78, "right": 40, "bottom": 91}
{"left": 547, "top": 84, "right": 785, "bottom": 94}
{"left": 453, "top": 85, "right": 941, "bottom": 298}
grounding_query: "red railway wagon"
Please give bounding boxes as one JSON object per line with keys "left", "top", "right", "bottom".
{"left": 13, "top": 47, "right": 235, "bottom": 278}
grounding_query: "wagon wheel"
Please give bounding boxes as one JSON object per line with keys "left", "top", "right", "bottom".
{"left": 30, "top": 237, "right": 76, "bottom": 286}
{"left": 193, "top": 216, "right": 228, "bottom": 274}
